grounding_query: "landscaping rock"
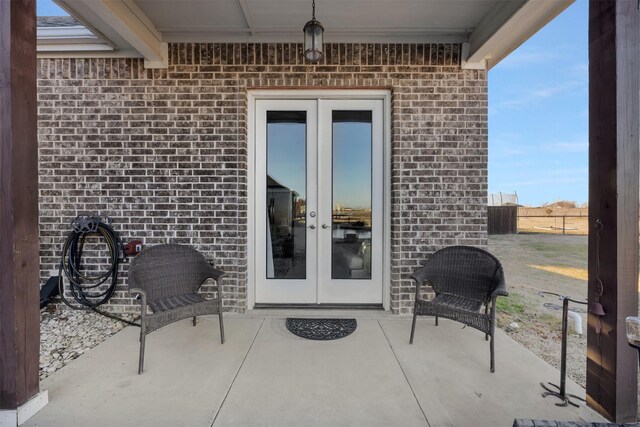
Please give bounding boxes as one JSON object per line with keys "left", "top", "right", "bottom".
{"left": 39, "top": 308, "right": 137, "bottom": 380}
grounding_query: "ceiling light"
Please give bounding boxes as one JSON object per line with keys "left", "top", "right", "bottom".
{"left": 303, "top": 0, "right": 324, "bottom": 62}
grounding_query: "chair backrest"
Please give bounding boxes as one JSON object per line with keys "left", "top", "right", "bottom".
{"left": 421, "top": 246, "right": 504, "bottom": 302}
{"left": 128, "top": 244, "right": 212, "bottom": 302}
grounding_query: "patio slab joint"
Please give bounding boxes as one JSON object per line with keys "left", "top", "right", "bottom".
{"left": 377, "top": 320, "right": 431, "bottom": 427}
{"left": 210, "top": 318, "right": 265, "bottom": 427}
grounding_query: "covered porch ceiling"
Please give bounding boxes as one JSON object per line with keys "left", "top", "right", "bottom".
{"left": 50, "top": 0, "right": 573, "bottom": 68}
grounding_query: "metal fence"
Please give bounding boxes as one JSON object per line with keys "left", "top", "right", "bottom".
{"left": 516, "top": 214, "right": 587, "bottom": 234}
{"left": 488, "top": 192, "right": 518, "bottom": 207}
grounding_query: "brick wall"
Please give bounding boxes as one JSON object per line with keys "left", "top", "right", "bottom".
{"left": 37, "top": 43, "right": 487, "bottom": 315}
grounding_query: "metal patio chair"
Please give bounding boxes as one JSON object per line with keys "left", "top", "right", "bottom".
{"left": 409, "top": 246, "right": 508, "bottom": 372}
{"left": 128, "top": 244, "right": 225, "bottom": 374}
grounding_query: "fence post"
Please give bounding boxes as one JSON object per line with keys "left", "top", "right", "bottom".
{"left": 563, "top": 215, "right": 566, "bottom": 234}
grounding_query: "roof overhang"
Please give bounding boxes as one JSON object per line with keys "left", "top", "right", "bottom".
{"left": 463, "top": 0, "right": 573, "bottom": 69}
{"left": 37, "top": 25, "right": 114, "bottom": 52}
{"left": 39, "top": 0, "right": 574, "bottom": 69}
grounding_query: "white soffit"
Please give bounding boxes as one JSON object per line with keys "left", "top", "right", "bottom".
{"left": 136, "top": 0, "right": 497, "bottom": 42}
{"left": 466, "top": 0, "right": 574, "bottom": 69}
{"left": 48, "top": 0, "right": 574, "bottom": 69}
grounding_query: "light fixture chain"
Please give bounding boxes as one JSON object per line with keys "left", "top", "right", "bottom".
{"left": 312, "top": 0, "right": 316, "bottom": 19}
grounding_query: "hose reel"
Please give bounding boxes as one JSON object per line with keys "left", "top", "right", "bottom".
{"left": 57, "top": 216, "right": 139, "bottom": 326}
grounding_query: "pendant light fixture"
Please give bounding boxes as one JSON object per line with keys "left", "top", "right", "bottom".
{"left": 303, "top": 0, "right": 324, "bottom": 62}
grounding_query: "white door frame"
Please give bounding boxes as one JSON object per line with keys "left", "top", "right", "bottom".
{"left": 254, "top": 99, "right": 318, "bottom": 304}
{"left": 247, "top": 89, "right": 392, "bottom": 310}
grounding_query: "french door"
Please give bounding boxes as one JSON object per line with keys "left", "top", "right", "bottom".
{"left": 255, "top": 98, "right": 384, "bottom": 305}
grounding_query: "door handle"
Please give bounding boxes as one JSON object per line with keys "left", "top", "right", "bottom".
{"left": 322, "top": 224, "right": 333, "bottom": 229}
{"left": 308, "top": 224, "right": 316, "bottom": 229}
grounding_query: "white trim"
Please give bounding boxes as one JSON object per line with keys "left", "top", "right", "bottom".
{"left": 0, "top": 390, "right": 48, "bottom": 427}
{"left": 316, "top": 99, "right": 384, "bottom": 304}
{"left": 37, "top": 49, "right": 142, "bottom": 58}
{"left": 156, "top": 32, "right": 466, "bottom": 45}
{"left": 38, "top": 44, "right": 114, "bottom": 52}
{"left": 460, "top": 43, "right": 486, "bottom": 70}
{"left": 53, "top": 0, "right": 117, "bottom": 48}
{"left": 466, "top": 0, "right": 574, "bottom": 70}
{"left": 238, "top": 0, "right": 255, "bottom": 37}
{"left": 247, "top": 96, "right": 256, "bottom": 310}
{"left": 74, "top": 0, "right": 167, "bottom": 68}
{"left": 467, "top": 0, "right": 526, "bottom": 53}
{"left": 247, "top": 89, "right": 392, "bottom": 311}
{"left": 37, "top": 25, "right": 101, "bottom": 41}
{"left": 382, "top": 93, "right": 391, "bottom": 311}
{"left": 143, "top": 43, "right": 168, "bottom": 69}
{"left": 37, "top": 23, "right": 114, "bottom": 52}
{"left": 254, "top": 99, "right": 319, "bottom": 304}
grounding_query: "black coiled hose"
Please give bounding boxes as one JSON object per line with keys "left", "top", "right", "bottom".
{"left": 58, "top": 216, "right": 139, "bottom": 327}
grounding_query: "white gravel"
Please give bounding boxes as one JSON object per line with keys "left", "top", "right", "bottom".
{"left": 40, "top": 307, "right": 137, "bottom": 380}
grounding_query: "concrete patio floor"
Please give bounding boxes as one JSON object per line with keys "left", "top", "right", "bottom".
{"left": 24, "top": 311, "right": 607, "bottom": 427}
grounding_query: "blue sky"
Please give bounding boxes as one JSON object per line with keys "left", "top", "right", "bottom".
{"left": 267, "top": 121, "right": 372, "bottom": 209}
{"left": 268, "top": 122, "right": 307, "bottom": 201}
{"left": 489, "top": 0, "right": 588, "bottom": 206}
{"left": 37, "top": 0, "right": 67, "bottom": 15}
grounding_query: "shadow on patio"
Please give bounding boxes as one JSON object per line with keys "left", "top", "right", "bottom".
{"left": 23, "top": 312, "right": 605, "bottom": 427}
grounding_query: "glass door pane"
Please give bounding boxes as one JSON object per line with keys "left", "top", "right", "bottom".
{"left": 255, "top": 99, "right": 317, "bottom": 305}
{"left": 317, "top": 99, "right": 383, "bottom": 305}
{"left": 331, "top": 111, "right": 373, "bottom": 280}
{"left": 266, "top": 111, "right": 307, "bottom": 279}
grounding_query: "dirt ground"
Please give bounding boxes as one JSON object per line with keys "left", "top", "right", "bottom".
{"left": 489, "top": 233, "right": 640, "bottom": 418}
{"left": 517, "top": 207, "right": 589, "bottom": 235}
{"left": 490, "top": 234, "right": 588, "bottom": 386}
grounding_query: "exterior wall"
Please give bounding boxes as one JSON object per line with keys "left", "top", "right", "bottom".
{"left": 37, "top": 43, "right": 487, "bottom": 315}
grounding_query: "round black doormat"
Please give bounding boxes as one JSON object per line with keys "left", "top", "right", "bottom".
{"left": 285, "top": 318, "right": 357, "bottom": 341}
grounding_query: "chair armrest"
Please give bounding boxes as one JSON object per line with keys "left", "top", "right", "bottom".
{"left": 490, "top": 278, "right": 509, "bottom": 299}
{"left": 409, "top": 265, "right": 430, "bottom": 287}
{"left": 195, "top": 263, "right": 226, "bottom": 294}
{"left": 410, "top": 266, "right": 434, "bottom": 304}
{"left": 129, "top": 287, "right": 146, "bottom": 299}
{"left": 129, "top": 289, "right": 147, "bottom": 318}
{"left": 205, "top": 263, "right": 226, "bottom": 283}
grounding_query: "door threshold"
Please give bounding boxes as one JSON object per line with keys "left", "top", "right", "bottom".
{"left": 253, "top": 303, "right": 384, "bottom": 310}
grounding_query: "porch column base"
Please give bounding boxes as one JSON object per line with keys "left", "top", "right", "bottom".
{"left": 0, "top": 391, "right": 48, "bottom": 427}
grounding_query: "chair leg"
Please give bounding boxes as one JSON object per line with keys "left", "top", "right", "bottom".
{"left": 485, "top": 305, "right": 489, "bottom": 341}
{"left": 490, "top": 332, "right": 495, "bottom": 373}
{"left": 138, "top": 325, "right": 146, "bottom": 375}
{"left": 489, "top": 297, "right": 497, "bottom": 372}
{"left": 193, "top": 316, "right": 197, "bottom": 326}
{"left": 218, "top": 296, "right": 224, "bottom": 344}
{"left": 218, "top": 311, "right": 225, "bottom": 344}
{"left": 410, "top": 308, "right": 418, "bottom": 344}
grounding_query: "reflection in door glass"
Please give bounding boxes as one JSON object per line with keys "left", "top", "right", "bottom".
{"left": 332, "top": 111, "right": 372, "bottom": 280}
{"left": 266, "top": 111, "right": 307, "bottom": 279}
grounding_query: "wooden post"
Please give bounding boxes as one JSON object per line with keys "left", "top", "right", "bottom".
{"left": 0, "top": 0, "right": 41, "bottom": 413}
{"left": 587, "top": 0, "right": 639, "bottom": 422}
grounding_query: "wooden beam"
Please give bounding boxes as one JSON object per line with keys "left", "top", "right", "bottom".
{"left": 0, "top": 0, "right": 41, "bottom": 411}
{"left": 587, "top": 0, "right": 639, "bottom": 422}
